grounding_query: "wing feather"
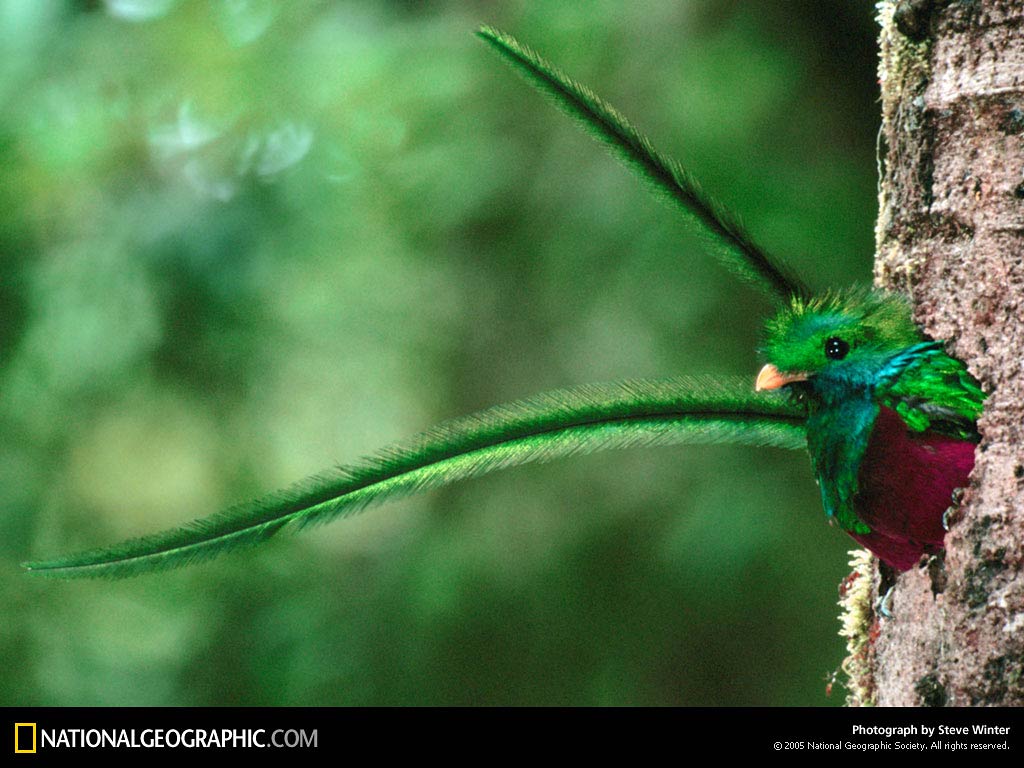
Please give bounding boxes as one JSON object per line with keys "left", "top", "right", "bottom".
{"left": 877, "top": 342, "right": 985, "bottom": 440}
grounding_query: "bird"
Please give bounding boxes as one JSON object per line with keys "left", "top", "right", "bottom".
{"left": 21, "top": 27, "right": 985, "bottom": 579}
{"left": 756, "top": 289, "right": 984, "bottom": 571}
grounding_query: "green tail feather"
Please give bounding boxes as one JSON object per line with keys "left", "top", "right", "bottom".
{"left": 477, "top": 26, "right": 809, "bottom": 303}
{"left": 24, "top": 377, "right": 806, "bottom": 579}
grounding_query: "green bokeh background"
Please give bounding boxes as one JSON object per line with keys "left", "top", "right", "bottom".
{"left": 1, "top": 0, "right": 881, "bottom": 705}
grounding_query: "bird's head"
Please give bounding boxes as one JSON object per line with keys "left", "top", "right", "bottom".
{"left": 756, "top": 289, "right": 924, "bottom": 402}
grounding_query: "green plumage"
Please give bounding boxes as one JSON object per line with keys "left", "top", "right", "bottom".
{"left": 879, "top": 346, "right": 985, "bottom": 440}
{"left": 761, "top": 289, "right": 922, "bottom": 376}
{"left": 25, "top": 378, "right": 805, "bottom": 578}
{"left": 761, "top": 288, "right": 984, "bottom": 434}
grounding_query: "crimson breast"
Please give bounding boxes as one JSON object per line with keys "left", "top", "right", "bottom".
{"left": 847, "top": 406, "right": 976, "bottom": 571}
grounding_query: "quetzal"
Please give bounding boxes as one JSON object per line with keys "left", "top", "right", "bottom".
{"left": 23, "top": 28, "right": 985, "bottom": 579}
{"left": 756, "top": 290, "right": 984, "bottom": 571}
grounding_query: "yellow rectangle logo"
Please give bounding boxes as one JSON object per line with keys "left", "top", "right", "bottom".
{"left": 14, "top": 723, "right": 36, "bottom": 754}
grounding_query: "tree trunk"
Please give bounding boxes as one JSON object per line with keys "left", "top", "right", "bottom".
{"left": 864, "top": 0, "right": 1024, "bottom": 706}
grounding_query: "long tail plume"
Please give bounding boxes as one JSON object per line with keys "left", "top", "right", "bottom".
{"left": 24, "top": 377, "right": 805, "bottom": 578}
{"left": 477, "top": 26, "right": 810, "bottom": 303}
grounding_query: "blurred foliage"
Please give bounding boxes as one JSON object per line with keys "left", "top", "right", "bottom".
{"left": 1, "top": 0, "right": 880, "bottom": 705}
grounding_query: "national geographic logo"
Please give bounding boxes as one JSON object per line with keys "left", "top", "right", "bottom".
{"left": 14, "top": 723, "right": 37, "bottom": 754}
{"left": 10, "top": 724, "right": 317, "bottom": 751}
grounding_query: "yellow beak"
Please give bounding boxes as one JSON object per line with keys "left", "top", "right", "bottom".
{"left": 755, "top": 363, "right": 809, "bottom": 392}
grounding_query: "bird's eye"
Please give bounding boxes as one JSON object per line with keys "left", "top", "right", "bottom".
{"left": 824, "top": 337, "right": 850, "bottom": 360}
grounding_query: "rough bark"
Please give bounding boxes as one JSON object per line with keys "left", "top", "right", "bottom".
{"left": 866, "top": 0, "right": 1024, "bottom": 706}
